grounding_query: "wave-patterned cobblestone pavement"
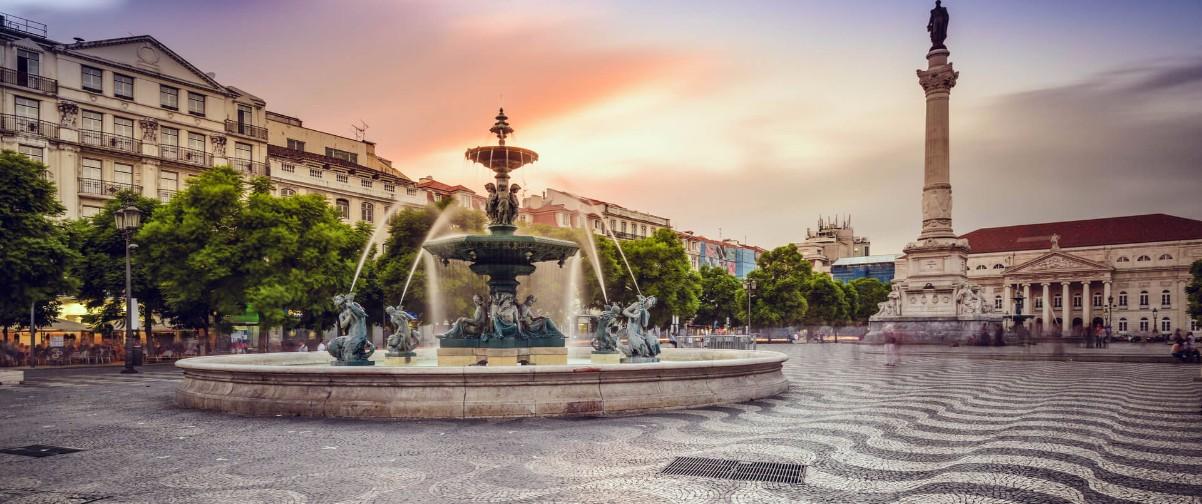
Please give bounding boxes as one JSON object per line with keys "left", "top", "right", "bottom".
{"left": 0, "top": 345, "right": 1199, "bottom": 503}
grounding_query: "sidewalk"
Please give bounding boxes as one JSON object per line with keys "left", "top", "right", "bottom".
{"left": 860, "top": 341, "right": 1188, "bottom": 364}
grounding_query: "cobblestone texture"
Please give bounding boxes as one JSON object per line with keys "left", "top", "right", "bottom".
{"left": 0, "top": 345, "right": 1200, "bottom": 503}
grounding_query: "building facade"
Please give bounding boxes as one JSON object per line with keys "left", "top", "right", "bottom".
{"left": 1, "top": 21, "right": 268, "bottom": 218}
{"left": 926, "top": 214, "right": 1202, "bottom": 337}
{"left": 416, "top": 176, "right": 486, "bottom": 211}
{"left": 523, "top": 188, "right": 670, "bottom": 240}
{"left": 795, "top": 216, "right": 871, "bottom": 274}
{"left": 679, "top": 231, "right": 764, "bottom": 279}
{"left": 831, "top": 254, "right": 898, "bottom": 284}
{"left": 265, "top": 111, "right": 421, "bottom": 224}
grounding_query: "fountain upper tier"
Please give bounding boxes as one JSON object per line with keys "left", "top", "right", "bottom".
{"left": 463, "top": 108, "right": 538, "bottom": 175}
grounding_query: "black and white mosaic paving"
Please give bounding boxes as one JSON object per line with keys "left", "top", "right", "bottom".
{"left": 0, "top": 345, "right": 1199, "bottom": 503}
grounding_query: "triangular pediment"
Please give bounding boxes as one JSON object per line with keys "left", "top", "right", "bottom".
{"left": 1007, "top": 251, "right": 1110, "bottom": 275}
{"left": 64, "top": 36, "right": 225, "bottom": 92}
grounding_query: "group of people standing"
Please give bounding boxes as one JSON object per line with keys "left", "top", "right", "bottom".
{"left": 1170, "top": 331, "right": 1199, "bottom": 363}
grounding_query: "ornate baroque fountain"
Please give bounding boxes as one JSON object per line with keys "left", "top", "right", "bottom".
{"left": 422, "top": 109, "right": 579, "bottom": 365}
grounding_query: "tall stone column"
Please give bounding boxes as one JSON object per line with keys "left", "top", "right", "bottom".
{"left": 1062, "top": 282, "right": 1071, "bottom": 334}
{"left": 1041, "top": 283, "right": 1051, "bottom": 335}
{"left": 1082, "top": 281, "right": 1092, "bottom": 332}
{"left": 916, "top": 49, "right": 959, "bottom": 241}
{"left": 1022, "top": 283, "right": 1032, "bottom": 329}
{"left": 1003, "top": 284, "right": 1013, "bottom": 314}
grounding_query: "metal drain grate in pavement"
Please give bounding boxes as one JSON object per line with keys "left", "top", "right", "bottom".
{"left": 660, "top": 456, "right": 806, "bottom": 484}
{"left": 0, "top": 444, "right": 84, "bottom": 458}
{"left": 0, "top": 488, "right": 111, "bottom": 503}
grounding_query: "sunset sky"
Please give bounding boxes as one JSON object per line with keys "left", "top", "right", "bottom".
{"left": 13, "top": 0, "right": 1202, "bottom": 253}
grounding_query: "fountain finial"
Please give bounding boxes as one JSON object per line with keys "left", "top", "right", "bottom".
{"left": 490, "top": 107, "right": 513, "bottom": 145}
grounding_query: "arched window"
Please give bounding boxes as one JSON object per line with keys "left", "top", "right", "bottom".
{"left": 1139, "top": 317, "right": 1149, "bottom": 332}
{"left": 1160, "top": 317, "right": 1171, "bottom": 333}
{"left": 280, "top": 187, "right": 295, "bottom": 197}
{"left": 1136, "top": 255, "right": 1151, "bottom": 262}
{"left": 1159, "top": 253, "right": 1173, "bottom": 260}
{"left": 1116, "top": 256, "right": 1130, "bottom": 263}
{"left": 1117, "top": 317, "right": 1128, "bottom": 333}
{"left": 975, "top": 265, "right": 986, "bottom": 270}
{"left": 1118, "top": 291, "right": 1128, "bottom": 306}
{"left": 361, "top": 201, "right": 374, "bottom": 223}
{"left": 993, "top": 263, "right": 1005, "bottom": 269}
{"left": 335, "top": 198, "right": 349, "bottom": 220}
{"left": 1161, "top": 290, "right": 1171, "bottom": 306}
{"left": 1138, "top": 290, "right": 1149, "bottom": 307}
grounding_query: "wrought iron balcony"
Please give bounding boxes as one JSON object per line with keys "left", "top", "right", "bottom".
{"left": 225, "top": 120, "right": 267, "bottom": 140}
{"left": 232, "top": 158, "right": 267, "bottom": 176}
{"left": 79, "top": 130, "right": 141, "bottom": 154}
{"left": 0, "top": 113, "right": 58, "bottom": 138}
{"left": 0, "top": 67, "right": 57, "bottom": 94}
{"left": 76, "top": 177, "right": 142, "bottom": 196}
{"left": 611, "top": 231, "right": 642, "bottom": 241}
{"left": 159, "top": 144, "right": 211, "bottom": 167}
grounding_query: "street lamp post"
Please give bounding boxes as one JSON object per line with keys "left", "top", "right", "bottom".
{"left": 744, "top": 279, "right": 756, "bottom": 338}
{"left": 1151, "top": 307, "right": 1159, "bottom": 340}
{"left": 115, "top": 205, "right": 142, "bottom": 374}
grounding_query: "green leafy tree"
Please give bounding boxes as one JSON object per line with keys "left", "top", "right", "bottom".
{"left": 1187, "top": 259, "right": 1202, "bottom": 328}
{"left": 805, "top": 274, "right": 849, "bottom": 326}
{"left": 0, "top": 151, "right": 75, "bottom": 341}
{"left": 696, "top": 265, "right": 743, "bottom": 328}
{"left": 738, "top": 245, "right": 812, "bottom": 328}
{"left": 607, "top": 228, "right": 701, "bottom": 327}
{"left": 71, "top": 192, "right": 168, "bottom": 338}
{"left": 838, "top": 280, "right": 860, "bottom": 326}
{"left": 849, "top": 277, "right": 890, "bottom": 321}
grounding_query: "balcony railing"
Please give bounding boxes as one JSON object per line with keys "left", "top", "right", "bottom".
{"left": 0, "top": 113, "right": 58, "bottom": 138}
{"left": 76, "top": 178, "right": 142, "bottom": 196}
{"left": 0, "top": 67, "right": 57, "bottom": 94}
{"left": 159, "top": 144, "right": 211, "bottom": 167}
{"left": 225, "top": 120, "right": 268, "bottom": 140}
{"left": 611, "top": 231, "right": 642, "bottom": 241}
{"left": 158, "top": 188, "right": 177, "bottom": 201}
{"left": 80, "top": 130, "right": 141, "bottom": 154}
{"left": 232, "top": 158, "right": 267, "bottom": 176}
{"left": 0, "top": 12, "right": 48, "bottom": 37}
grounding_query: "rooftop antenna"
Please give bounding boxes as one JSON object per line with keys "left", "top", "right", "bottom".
{"left": 352, "top": 120, "right": 369, "bottom": 141}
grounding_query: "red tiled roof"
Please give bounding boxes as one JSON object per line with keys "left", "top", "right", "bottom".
{"left": 960, "top": 214, "right": 1202, "bottom": 253}
{"left": 416, "top": 179, "right": 474, "bottom": 194}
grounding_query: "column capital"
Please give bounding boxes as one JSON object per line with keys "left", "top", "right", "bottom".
{"left": 917, "top": 63, "right": 959, "bottom": 94}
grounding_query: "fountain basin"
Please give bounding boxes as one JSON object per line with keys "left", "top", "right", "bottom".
{"left": 174, "top": 348, "right": 788, "bottom": 419}
{"left": 422, "top": 233, "right": 578, "bottom": 266}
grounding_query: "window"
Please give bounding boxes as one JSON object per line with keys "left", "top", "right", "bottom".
{"left": 1118, "top": 317, "right": 1128, "bottom": 333}
{"left": 281, "top": 163, "right": 295, "bottom": 174}
{"left": 114, "top": 74, "right": 134, "bottom": 99}
{"left": 993, "top": 263, "right": 1005, "bottom": 269}
{"left": 383, "top": 181, "right": 395, "bottom": 192}
{"left": 281, "top": 187, "right": 296, "bottom": 197}
{"left": 1161, "top": 317, "right": 1171, "bottom": 333}
{"left": 326, "top": 147, "right": 357, "bottom": 164}
{"left": 188, "top": 132, "right": 205, "bottom": 152}
{"left": 81, "top": 66, "right": 103, "bottom": 92}
{"left": 1072, "top": 294, "right": 1081, "bottom": 308}
{"left": 336, "top": 173, "right": 348, "bottom": 183}
{"left": 17, "top": 48, "right": 39, "bottom": 78}
{"left": 1116, "top": 256, "right": 1129, "bottom": 263}
{"left": 1118, "top": 291, "right": 1128, "bottom": 307}
{"left": 1158, "top": 254, "right": 1173, "bottom": 261}
{"left": 361, "top": 202, "right": 374, "bottom": 222}
{"left": 159, "top": 170, "right": 178, "bottom": 201}
{"left": 81, "top": 110, "right": 102, "bottom": 132}
{"left": 1053, "top": 295, "right": 1062, "bottom": 308}
{"left": 160, "top": 85, "right": 179, "bottom": 109}
{"left": 187, "top": 92, "right": 206, "bottom": 116}
{"left": 15, "top": 96, "right": 39, "bottom": 120}
{"left": 994, "top": 296, "right": 1003, "bottom": 310}
{"left": 1136, "top": 255, "right": 1151, "bottom": 262}
{"left": 641, "top": 224, "right": 648, "bottom": 236}
{"left": 287, "top": 139, "right": 305, "bottom": 151}
{"left": 361, "top": 178, "right": 372, "bottom": 188}
{"left": 114, "top": 163, "right": 133, "bottom": 188}
{"left": 17, "top": 144, "right": 43, "bottom": 163}
{"left": 81, "top": 158, "right": 102, "bottom": 187}
{"left": 335, "top": 199, "right": 350, "bottom": 220}
{"left": 309, "top": 167, "right": 322, "bottom": 178}
{"left": 1192, "top": 319, "right": 1199, "bottom": 332}
{"left": 1139, "top": 318, "right": 1149, "bottom": 332}
{"left": 1161, "top": 290, "right": 1171, "bottom": 306}
{"left": 236, "top": 103, "right": 252, "bottom": 125}
{"left": 234, "top": 142, "right": 251, "bottom": 160}
{"left": 975, "top": 265, "right": 986, "bottom": 270}
{"left": 621, "top": 221, "right": 628, "bottom": 233}
{"left": 1092, "top": 293, "right": 1102, "bottom": 307}
{"left": 113, "top": 117, "right": 134, "bottom": 138}
{"left": 1138, "top": 291, "right": 1149, "bottom": 307}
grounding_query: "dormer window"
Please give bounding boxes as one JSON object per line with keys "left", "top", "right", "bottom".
{"left": 1158, "top": 254, "right": 1173, "bottom": 261}
{"left": 1136, "top": 255, "right": 1151, "bottom": 262}
{"left": 1116, "top": 256, "right": 1130, "bottom": 263}
{"left": 992, "top": 263, "right": 1005, "bottom": 269}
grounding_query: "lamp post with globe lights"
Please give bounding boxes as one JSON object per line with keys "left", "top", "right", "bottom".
{"left": 115, "top": 205, "right": 142, "bottom": 374}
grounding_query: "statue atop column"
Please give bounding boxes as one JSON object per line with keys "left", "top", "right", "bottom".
{"left": 927, "top": 0, "right": 950, "bottom": 50}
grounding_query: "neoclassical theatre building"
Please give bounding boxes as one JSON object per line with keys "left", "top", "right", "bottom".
{"left": 939, "top": 214, "right": 1202, "bottom": 337}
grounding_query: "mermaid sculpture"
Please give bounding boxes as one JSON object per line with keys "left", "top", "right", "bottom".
{"left": 327, "top": 293, "right": 375, "bottom": 366}
{"left": 518, "top": 295, "right": 565, "bottom": 339}
{"left": 591, "top": 302, "right": 623, "bottom": 353}
{"left": 439, "top": 294, "right": 486, "bottom": 340}
{"left": 385, "top": 304, "right": 419, "bottom": 357}
{"left": 621, "top": 295, "right": 660, "bottom": 362}
{"left": 490, "top": 293, "right": 521, "bottom": 340}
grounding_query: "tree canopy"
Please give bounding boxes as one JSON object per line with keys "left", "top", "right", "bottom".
{"left": 849, "top": 277, "right": 891, "bottom": 322}
{"left": 696, "top": 265, "right": 743, "bottom": 328}
{"left": 605, "top": 228, "right": 701, "bottom": 327}
{"left": 738, "top": 245, "right": 812, "bottom": 328}
{"left": 1187, "top": 259, "right": 1202, "bottom": 328}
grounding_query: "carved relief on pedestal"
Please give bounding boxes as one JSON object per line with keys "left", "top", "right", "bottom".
{"left": 211, "top": 135, "right": 227, "bottom": 157}
{"left": 917, "top": 63, "right": 959, "bottom": 94}
{"left": 57, "top": 101, "right": 79, "bottom": 128}
{"left": 139, "top": 118, "right": 159, "bottom": 142}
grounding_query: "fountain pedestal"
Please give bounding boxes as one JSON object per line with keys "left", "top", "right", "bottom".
{"left": 384, "top": 351, "right": 418, "bottom": 366}
{"left": 590, "top": 351, "right": 621, "bottom": 365}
